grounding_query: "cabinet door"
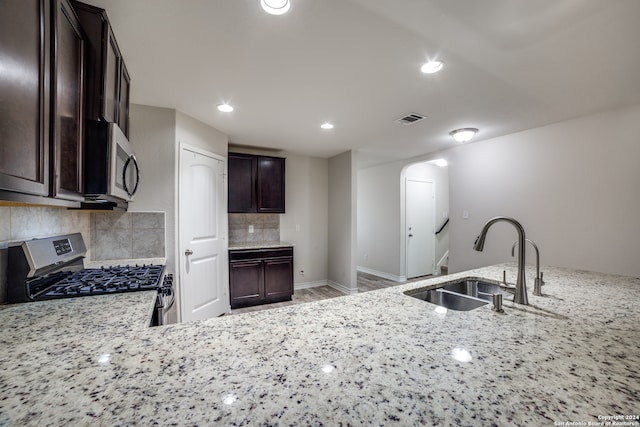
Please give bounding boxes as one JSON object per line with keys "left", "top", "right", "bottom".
{"left": 0, "top": 0, "right": 50, "bottom": 196}
{"left": 70, "top": 1, "right": 105, "bottom": 121}
{"left": 257, "top": 156, "right": 285, "bottom": 213}
{"left": 118, "top": 61, "right": 130, "bottom": 137}
{"left": 51, "top": 0, "right": 84, "bottom": 200}
{"left": 103, "top": 26, "right": 120, "bottom": 123}
{"left": 229, "top": 260, "right": 263, "bottom": 308}
{"left": 228, "top": 153, "right": 256, "bottom": 213}
{"left": 264, "top": 257, "right": 293, "bottom": 300}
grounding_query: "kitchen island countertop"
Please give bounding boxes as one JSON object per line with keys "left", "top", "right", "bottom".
{"left": 0, "top": 264, "right": 638, "bottom": 426}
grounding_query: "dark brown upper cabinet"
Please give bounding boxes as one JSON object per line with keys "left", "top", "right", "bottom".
{"left": 0, "top": 0, "right": 51, "bottom": 197}
{"left": 257, "top": 155, "right": 285, "bottom": 213}
{"left": 228, "top": 152, "right": 285, "bottom": 213}
{"left": 0, "top": 0, "right": 85, "bottom": 205}
{"left": 228, "top": 153, "right": 256, "bottom": 213}
{"left": 51, "top": 0, "right": 85, "bottom": 200}
{"left": 71, "top": 1, "right": 130, "bottom": 137}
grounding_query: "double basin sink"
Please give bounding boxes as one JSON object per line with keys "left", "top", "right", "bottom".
{"left": 405, "top": 278, "right": 512, "bottom": 311}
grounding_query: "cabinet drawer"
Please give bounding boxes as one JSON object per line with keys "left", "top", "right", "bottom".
{"left": 229, "top": 247, "right": 293, "bottom": 262}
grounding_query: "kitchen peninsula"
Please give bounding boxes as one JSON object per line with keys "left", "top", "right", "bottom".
{"left": 0, "top": 264, "right": 638, "bottom": 425}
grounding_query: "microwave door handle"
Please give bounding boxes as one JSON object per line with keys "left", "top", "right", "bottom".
{"left": 122, "top": 155, "right": 140, "bottom": 197}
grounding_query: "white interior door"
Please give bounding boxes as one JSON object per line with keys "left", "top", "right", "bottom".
{"left": 179, "top": 145, "right": 228, "bottom": 322}
{"left": 406, "top": 179, "right": 435, "bottom": 279}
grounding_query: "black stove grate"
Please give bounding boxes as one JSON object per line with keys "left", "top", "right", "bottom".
{"left": 37, "top": 265, "right": 164, "bottom": 300}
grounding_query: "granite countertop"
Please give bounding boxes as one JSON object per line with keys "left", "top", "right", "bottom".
{"left": 1, "top": 264, "right": 639, "bottom": 426}
{"left": 228, "top": 241, "right": 294, "bottom": 250}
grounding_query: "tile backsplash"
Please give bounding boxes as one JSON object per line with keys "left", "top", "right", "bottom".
{"left": 0, "top": 207, "right": 166, "bottom": 304}
{"left": 229, "top": 213, "right": 280, "bottom": 244}
{"left": 0, "top": 205, "right": 93, "bottom": 252}
{"left": 93, "top": 212, "right": 165, "bottom": 260}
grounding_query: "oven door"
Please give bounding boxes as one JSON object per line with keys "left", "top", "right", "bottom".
{"left": 151, "top": 274, "right": 175, "bottom": 326}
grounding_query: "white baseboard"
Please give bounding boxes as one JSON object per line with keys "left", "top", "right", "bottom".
{"left": 327, "top": 280, "right": 358, "bottom": 295}
{"left": 357, "top": 266, "right": 406, "bottom": 283}
{"left": 294, "top": 280, "right": 329, "bottom": 290}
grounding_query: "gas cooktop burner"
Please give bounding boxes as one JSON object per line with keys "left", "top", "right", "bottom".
{"left": 42, "top": 265, "right": 164, "bottom": 299}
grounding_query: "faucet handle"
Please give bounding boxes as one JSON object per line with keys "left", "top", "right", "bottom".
{"left": 533, "top": 276, "right": 544, "bottom": 296}
{"left": 500, "top": 270, "right": 508, "bottom": 285}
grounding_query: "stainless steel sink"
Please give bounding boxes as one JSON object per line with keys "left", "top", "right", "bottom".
{"left": 438, "top": 279, "right": 510, "bottom": 302}
{"left": 407, "top": 288, "right": 488, "bottom": 311}
{"left": 404, "top": 278, "right": 510, "bottom": 311}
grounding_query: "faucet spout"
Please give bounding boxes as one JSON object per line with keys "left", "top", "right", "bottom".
{"left": 473, "top": 216, "right": 528, "bottom": 305}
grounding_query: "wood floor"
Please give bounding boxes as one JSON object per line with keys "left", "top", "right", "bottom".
{"left": 229, "top": 272, "right": 432, "bottom": 315}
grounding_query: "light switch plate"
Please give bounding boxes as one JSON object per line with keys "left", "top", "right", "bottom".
{"left": 248, "top": 225, "right": 254, "bottom": 233}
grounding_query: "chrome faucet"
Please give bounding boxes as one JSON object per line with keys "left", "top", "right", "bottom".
{"left": 473, "top": 217, "right": 528, "bottom": 305}
{"left": 511, "top": 239, "right": 545, "bottom": 296}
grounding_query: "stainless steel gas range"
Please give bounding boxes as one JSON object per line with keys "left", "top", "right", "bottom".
{"left": 6, "top": 233, "right": 173, "bottom": 326}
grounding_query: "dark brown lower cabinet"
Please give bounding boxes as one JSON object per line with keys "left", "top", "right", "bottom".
{"left": 229, "top": 247, "right": 293, "bottom": 309}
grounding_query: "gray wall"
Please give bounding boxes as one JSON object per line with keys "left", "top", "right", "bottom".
{"left": 129, "top": 104, "right": 229, "bottom": 323}
{"left": 279, "top": 154, "right": 329, "bottom": 287}
{"left": 328, "top": 150, "right": 357, "bottom": 292}
{"left": 128, "top": 104, "right": 177, "bottom": 272}
{"left": 445, "top": 103, "right": 640, "bottom": 277}
{"left": 357, "top": 160, "right": 449, "bottom": 281}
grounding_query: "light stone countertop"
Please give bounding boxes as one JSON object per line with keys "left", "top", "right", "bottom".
{"left": 0, "top": 264, "right": 639, "bottom": 426}
{"left": 228, "top": 241, "right": 294, "bottom": 250}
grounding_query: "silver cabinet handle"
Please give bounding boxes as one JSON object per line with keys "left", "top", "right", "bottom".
{"left": 185, "top": 249, "right": 193, "bottom": 256}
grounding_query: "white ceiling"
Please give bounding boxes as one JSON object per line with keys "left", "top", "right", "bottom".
{"left": 82, "top": 0, "right": 640, "bottom": 166}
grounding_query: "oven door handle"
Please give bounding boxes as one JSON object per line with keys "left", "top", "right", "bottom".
{"left": 165, "top": 285, "right": 176, "bottom": 311}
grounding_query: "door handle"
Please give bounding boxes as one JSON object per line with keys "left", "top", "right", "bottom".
{"left": 185, "top": 249, "right": 193, "bottom": 256}
{"left": 408, "top": 234, "right": 414, "bottom": 237}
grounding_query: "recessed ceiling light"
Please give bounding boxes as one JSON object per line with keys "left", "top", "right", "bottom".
{"left": 449, "top": 128, "right": 478, "bottom": 143}
{"left": 217, "top": 103, "right": 234, "bottom": 113}
{"left": 420, "top": 60, "right": 444, "bottom": 74}
{"left": 321, "top": 123, "right": 334, "bottom": 130}
{"left": 261, "top": 0, "right": 290, "bottom": 15}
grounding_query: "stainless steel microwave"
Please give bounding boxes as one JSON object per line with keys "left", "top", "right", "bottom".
{"left": 84, "top": 121, "right": 139, "bottom": 204}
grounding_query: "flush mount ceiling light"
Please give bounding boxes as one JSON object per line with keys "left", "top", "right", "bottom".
{"left": 261, "top": 0, "right": 290, "bottom": 15}
{"left": 320, "top": 122, "right": 334, "bottom": 130}
{"left": 449, "top": 128, "right": 478, "bottom": 143}
{"left": 428, "top": 158, "right": 448, "bottom": 167}
{"left": 217, "top": 103, "right": 234, "bottom": 113}
{"left": 420, "top": 60, "right": 444, "bottom": 74}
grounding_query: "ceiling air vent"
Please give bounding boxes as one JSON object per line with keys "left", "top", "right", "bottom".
{"left": 395, "top": 113, "right": 426, "bottom": 126}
